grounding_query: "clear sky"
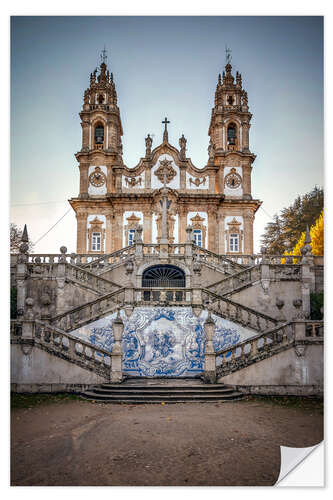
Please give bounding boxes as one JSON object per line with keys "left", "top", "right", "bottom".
{"left": 10, "top": 16, "right": 323, "bottom": 253}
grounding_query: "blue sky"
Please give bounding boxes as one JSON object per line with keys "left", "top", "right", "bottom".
{"left": 10, "top": 16, "right": 323, "bottom": 253}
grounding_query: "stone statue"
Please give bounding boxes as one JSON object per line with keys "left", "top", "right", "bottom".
{"left": 179, "top": 134, "right": 187, "bottom": 159}
{"left": 145, "top": 134, "right": 153, "bottom": 156}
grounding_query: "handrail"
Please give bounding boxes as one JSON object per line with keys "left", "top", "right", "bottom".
{"left": 203, "top": 288, "right": 279, "bottom": 324}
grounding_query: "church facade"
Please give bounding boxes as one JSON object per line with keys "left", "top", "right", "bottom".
{"left": 69, "top": 59, "right": 261, "bottom": 255}
{"left": 10, "top": 54, "right": 323, "bottom": 398}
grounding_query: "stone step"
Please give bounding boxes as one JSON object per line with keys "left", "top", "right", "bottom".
{"left": 81, "top": 391, "right": 243, "bottom": 402}
{"left": 81, "top": 382, "right": 244, "bottom": 403}
{"left": 91, "top": 387, "right": 236, "bottom": 396}
{"left": 81, "top": 397, "right": 244, "bottom": 404}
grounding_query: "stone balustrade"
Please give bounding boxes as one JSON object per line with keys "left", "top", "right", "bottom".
{"left": 143, "top": 244, "right": 160, "bottom": 255}
{"left": 65, "top": 263, "right": 120, "bottom": 293}
{"left": 50, "top": 288, "right": 125, "bottom": 332}
{"left": 214, "top": 320, "right": 323, "bottom": 379}
{"left": 136, "top": 287, "right": 191, "bottom": 304}
{"left": 202, "top": 289, "right": 278, "bottom": 332}
{"left": 11, "top": 319, "right": 112, "bottom": 379}
{"left": 207, "top": 265, "right": 261, "bottom": 296}
{"left": 81, "top": 245, "right": 135, "bottom": 271}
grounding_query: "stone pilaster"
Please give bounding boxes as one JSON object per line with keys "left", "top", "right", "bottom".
{"left": 217, "top": 212, "right": 226, "bottom": 254}
{"left": 105, "top": 213, "right": 113, "bottom": 253}
{"left": 179, "top": 166, "right": 186, "bottom": 190}
{"left": 207, "top": 209, "right": 217, "bottom": 253}
{"left": 81, "top": 121, "right": 90, "bottom": 150}
{"left": 144, "top": 166, "right": 151, "bottom": 189}
{"left": 242, "top": 165, "right": 252, "bottom": 200}
{"left": 112, "top": 209, "right": 123, "bottom": 251}
{"left": 79, "top": 164, "right": 89, "bottom": 198}
{"left": 243, "top": 210, "right": 254, "bottom": 254}
{"left": 242, "top": 122, "right": 250, "bottom": 151}
{"left": 106, "top": 165, "right": 113, "bottom": 195}
{"left": 143, "top": 209, "right": 152, "bottom": 244}
{"left": 178, "top": 207, "right": 187, "bottom": 244}
{"left": 76, "top": 212, "right": 88, "bottom": 253}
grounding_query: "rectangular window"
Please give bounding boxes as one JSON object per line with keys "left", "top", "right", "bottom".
{"left": 91, "top": 232, "right": 101, "bottom": 251}
{"left": 128, "top": 229, "right": 136, "bottom": 246}
{"left": 193, "top": 229, "right": 202, "bottom": 247}
{"left": 230, "top": 233, "right": 239, "bottom": 252}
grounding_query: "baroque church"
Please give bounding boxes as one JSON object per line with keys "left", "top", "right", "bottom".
{"left": 69, "top": 56, "right": 260, "bottom": 256}
{"left": 10, "top": 52, "right": 323, "bottom": 401}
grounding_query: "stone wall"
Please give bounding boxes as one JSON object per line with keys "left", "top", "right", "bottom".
{"left": 218, "top": 343, "right": 323, "bottom": 395}
{"left": 11, "top": 344, "right": 107, "bottom": 392}
{"left": 230, "top": 281, "right": 303, "bottom": 322}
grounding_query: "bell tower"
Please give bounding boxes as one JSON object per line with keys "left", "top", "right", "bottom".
{"left": 207, "top": 49, "right": 261, "bottom": 253}
{"left": 70, "top": 49, "right": 124, "bottom": 254}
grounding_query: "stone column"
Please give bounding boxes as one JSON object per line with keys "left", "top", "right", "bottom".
{"left": 105, "top": 213, "right": 113, "bottom": 253}
{"left": 207, "top": 209, "right": 217, "bottom": 253}
{"left": 144, "top": 166, "right": 151, "bottom": 189}
{"left": 178, "top": 207, "right": 187, "bottom": 244}
{"left": 143, "top": 209, "right": 152, "bottom": 244}
{"left": 242, "top": 165, "right": 252, "bottom": 200}
{"left": 179, "top": 166, "right": 186, "bottom": 190}
{"left": 203, "top": 314, "right": 216, "bottom": 384}
{"left": 218, "top": 166, "right": 225, "bottom": 194}
{"left": 242, "top": 122, "right": 250, "bottom": 151}
{"left": 111, "top": 312, "right": 124, "bottom": 383}
{"left": 76, "top": 213, "right": 88, "bottom": 254}
{"left": 106, "top": 165, "right": 113, "bottom": 195}
{"left": 217, "top": 212, "right": 225, "bottom": 254}
{"left": 81, "top": 121, "right": 90, "bottom": 150}
{"left": 112, "top": 209, "right": 123, "bottom": 251}
{"left": 243, "top": 211, "right": 254, "bottom": 254}
{"left": 79, "top": 164, "right": 89, "bottom": 198}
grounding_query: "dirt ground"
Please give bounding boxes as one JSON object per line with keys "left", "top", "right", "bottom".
{"left": 10, "top": 394, "right": 323, "bottom": 486}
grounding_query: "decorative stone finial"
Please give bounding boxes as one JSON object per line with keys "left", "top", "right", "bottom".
{"left": 21, "top": 224, "right": 29, "bottom": 243}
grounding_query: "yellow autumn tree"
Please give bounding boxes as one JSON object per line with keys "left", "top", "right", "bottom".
{"left": 283, "top": 210, "right": 324, "bottom": 261}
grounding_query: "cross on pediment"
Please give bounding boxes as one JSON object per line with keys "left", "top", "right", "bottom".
{"left": 162, "top": 117, "right": 170, "bottom": 142}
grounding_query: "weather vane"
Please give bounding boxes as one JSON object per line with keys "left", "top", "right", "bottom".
{"left": 225, "top": 45, "right": 232, "bottom": 65}
{"left": 100, "top": 45, "right": 107, "bottom": 65}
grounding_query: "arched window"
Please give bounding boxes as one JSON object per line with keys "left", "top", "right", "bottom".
{"left": 94, "top": 124, "right": 104, "bottom": 145}
{"left": 227, "top": 123, "right": 237, "bottom": 145}
{"left": 142, "top": 265, "right": 185, "bottom": 288}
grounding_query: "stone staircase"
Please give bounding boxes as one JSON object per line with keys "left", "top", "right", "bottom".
{"left": 81, "top": 378, "right": 244, "bottom": 403}
{"left": 206, "top": 265, "right": 261, "bottom": 297}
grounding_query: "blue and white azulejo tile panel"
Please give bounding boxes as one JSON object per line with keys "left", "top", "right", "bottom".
{"left": 71, "top": 307, "right": 256, "bottom": 377}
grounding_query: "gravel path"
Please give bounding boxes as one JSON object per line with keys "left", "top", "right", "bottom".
{"left": 11, "top": 396, "right": 323, "bottom": 486}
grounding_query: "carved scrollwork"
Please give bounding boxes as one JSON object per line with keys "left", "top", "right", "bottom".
{"left": 125, "top": 176, "right": 142, "bottom": 187}
{"left": 189, "top": 177, "right": 206, "bottom": 187}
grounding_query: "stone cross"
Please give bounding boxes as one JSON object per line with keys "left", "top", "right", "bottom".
{"left": 162, "top": 117, "right": 170, "bottom": 143}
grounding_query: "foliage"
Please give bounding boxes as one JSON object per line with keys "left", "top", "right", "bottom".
{"left": 310, "top": 291, "right": 324, "bottom": 320}
{"left": 11, "top": 287, "right": 17, "bottom": 319}
{"left": 10, "top": 223, "right": 34, "bottom": 253}
{"left": 283, "top": 209, "right": 324, "bottom": 259}
{"left": 261, "top": 186, "right": 323, "bottom": 254}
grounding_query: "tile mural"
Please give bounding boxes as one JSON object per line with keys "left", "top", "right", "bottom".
{"left": 71, "top": 307, "right": 256, "bottom": 377}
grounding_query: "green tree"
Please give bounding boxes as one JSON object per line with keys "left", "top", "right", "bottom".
{"left": 260, "top": 186, "right": 323, "bottom": 254}
{"left": 10, "top": 223, "right": 34, "bottom": 253}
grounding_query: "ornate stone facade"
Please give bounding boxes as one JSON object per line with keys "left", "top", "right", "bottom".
{"left": 69, "top": 59, "right": 261, "bottom": 255}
